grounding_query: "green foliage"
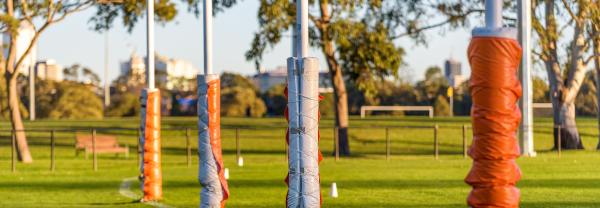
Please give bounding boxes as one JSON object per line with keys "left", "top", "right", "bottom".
{"left": 576, "top": 71, "right": 597, "bottom": 116}
{"left": 221, "top": 72, "right": 257, "bottom": 90}
{"left": 107, "top": 91, "right": 140, "bottom": 117}
{"left": 319, "top": 93, "right": 335, "bottom": 117}
{"left": 416, "top": 66, "right": 449, "bottom": 105}
{"left": 334, "top": 20, "right": 404, "bottom": 99}
{"left": 262, "top": 84, "right": 287, "bottom": 116}
{"left": 434, "top": 95, "right": 451, "bottom": 117}
{"left": 221, "top": 73, "right": 266, "bottom": 117}
{"left": 221, "top": 86, "right": 266, "bottom": 117}
{"left": 48, "top": 85, "right": 103, "bottom": 119}
{"left": 533, "top": 76, "right": 550, "bottom": 103}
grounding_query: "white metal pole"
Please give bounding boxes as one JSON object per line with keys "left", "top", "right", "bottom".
{"left": 518, "top": 0, "right": 536, "bottom": 157}
{"left": 104, "top": 31, "right": 110, "bottom": 107}
{"left": 203, "top": 0, "right": 213, "bottom": 75}
{"left": 146, "top": 0, "right": 155, "bottom": 89}
{"left": 296, "top": 0, "right": 309, "bottom": 58}
{"left": 29, "top": 65, "right": 35, "bottom": 121}
{"left": 485, "top": 0, "right": 502, "bottom": 28}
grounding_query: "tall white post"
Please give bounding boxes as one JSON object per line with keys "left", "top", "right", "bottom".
{"left": 104, "top": 31, "right": 110, "bottom": 108}
{"left": 485, "top": 0, "right": 503, "bottom": 29}
{"left": 518, "top": 0, "right": 536, "bottom": 157}
{"left": 146, "top": 0, "right": 155, "bottom": 89}
{"left": 203, "top": 0, "right": 213, "bottom": 75}
{"left": 29, "top": 65, "right": 35, "bottom": 121}
{"left": 296, "top": 0, "right": 309, "bottom": 58}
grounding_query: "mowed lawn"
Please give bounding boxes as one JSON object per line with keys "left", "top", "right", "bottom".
{"left": 1, "top": 116, "right": 600, "bottom": 207}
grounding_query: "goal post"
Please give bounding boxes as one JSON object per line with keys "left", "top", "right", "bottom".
{"left": 360, "top": 106, "right": 434, "bottom": 118}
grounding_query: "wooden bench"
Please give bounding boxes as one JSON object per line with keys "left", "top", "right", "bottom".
{"left": 75, "top": 134, "right": 129, "bottom": 159}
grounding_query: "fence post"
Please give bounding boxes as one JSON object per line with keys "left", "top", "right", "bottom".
{"left": 236, "top": 128, "right": 241, "bottom": 163}
{"left": 186, "top": 128, "right": 191, "bottom": 168}
{"left": 51, "top": 130, "right": 56, "bottom": 172}
{"left": 434, "top": 124, "right": 439, "bottom": 160}
{"left": 92, "top": 129, "right": 97, "bottom": 171}
{"left": 557, "top": 125, "right": 562, "bottom": 158}
{"left": 11, "top": 130, "right": 16, "bottom": 173}
{"left": 136, "top": 128, "right": 141, "bottom": 169}
{"left": 385, "top": 127, "right": 390, "bottom": 161}
{"left": 334, "top": 127, "right": 339, "bottom": 162}
{"left": 462, "top": 125, "right": 467, "bottom": 159}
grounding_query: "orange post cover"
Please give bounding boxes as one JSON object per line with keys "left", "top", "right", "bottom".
{"left": 143, "top": 89, "right": 162, "bottom": 201}
{"left": 466, "top": 37, "right": 523, "bottom": 208}
{"left": 207, "top": 78, "right": 230, "bottom": 207}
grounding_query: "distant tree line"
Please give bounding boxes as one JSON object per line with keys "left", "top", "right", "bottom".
{"left": 4, "top": 66, "right": 600, "bottom": 121}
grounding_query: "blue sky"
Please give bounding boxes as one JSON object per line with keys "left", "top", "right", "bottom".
{"left": 37, "top": 1, "right": 477, "bottom": 83}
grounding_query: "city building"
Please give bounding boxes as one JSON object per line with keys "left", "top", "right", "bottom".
{"left": 1, "top": 21, "right": 37, "bottom": 75}
{"left": 444, "top": 58, "right": 465, "bottom": 88}
{"left": 120, "top": 53, "right": 199, "bottom": 91}
{"left": 35, "top": 59, "right": 63, "bottom": 81}
{"left": 252, "top": 66, "right": 333, "bottom": 93}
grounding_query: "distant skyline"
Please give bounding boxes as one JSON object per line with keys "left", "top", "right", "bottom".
{"left": 36, "top": 1, "right": 519, "bottom": 84}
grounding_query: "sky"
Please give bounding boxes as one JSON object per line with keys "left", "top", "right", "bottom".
{"left": 36, "top": 1, "right": 477, "bottom": 84}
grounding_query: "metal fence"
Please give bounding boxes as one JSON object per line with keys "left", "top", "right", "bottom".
{"left": 1, "top": 124, "right": 596, "bottom": 172}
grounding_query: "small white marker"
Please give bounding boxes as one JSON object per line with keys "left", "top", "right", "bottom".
{"left": 237, "top": 157, "right": 244, "bottom": 167}
{"left": 224, "top": 168, "right": 230, "bottom": 180}
{"left": 330, "top": 182, "right": 338, "bottom": 198}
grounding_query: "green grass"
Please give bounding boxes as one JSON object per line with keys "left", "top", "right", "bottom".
{"left": 1, "top": 116, "right": 600, "bottom": 207}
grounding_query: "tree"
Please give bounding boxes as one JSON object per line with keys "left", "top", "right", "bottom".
{"left": 0, "top": 0, "right": 191, "bottom": 163}
{"left": 48, "top": 85, "right": 103, "bottom": 119}
{"left": 82, "top": 67, "right": 101, "bottom": 86}
{"left": 590, "top": 1, "right": 600, "bottom": 150}
{"left": 532, "top": 76, "right": 550, "bottom": 103}
{"left": 63, "top": 64, "right": 80, "bottom": 82}
{"left": 426, "top": 0, "right": 598, "bottom": 149}
{"left": 532, "top": 0, "right": 597, "bottom": 149}
{"left": 107, "top": 91, "right": 140, "bottom": 117}
{"left": 434, "top": 95, "right": 451, "bottom": 117}
{"left": 218, "top": 1, "right": 473, "bottom": 156}
{"left": 220, "top": 72, "right": 266, "bottom": 117}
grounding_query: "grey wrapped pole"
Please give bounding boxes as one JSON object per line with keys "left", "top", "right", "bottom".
{"left": 198, "top": 74, "right": 228, "bottom": 207}
{"left": 286, "top": 57, "right": 321, "bottom": 208}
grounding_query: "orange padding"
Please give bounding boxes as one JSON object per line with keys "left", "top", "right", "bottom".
{"left": 466, "top": 37, "right": 523, "bottom": 208}
{"left": 283, "top": 87, "right": 324, "bottom": 207}
{"left": 143, "top": 90, "right": 162, "bottom": 201}
{"left": 208, "top": 78, "right": 229, "bottom": 207}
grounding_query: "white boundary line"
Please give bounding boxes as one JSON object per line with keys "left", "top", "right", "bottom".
{"left": 119, "top": 177, "right": 174, "bottom": 208}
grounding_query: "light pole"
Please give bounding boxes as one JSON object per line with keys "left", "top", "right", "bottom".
{"left": 104, "top": 31, "right": 110, "bottom": 109}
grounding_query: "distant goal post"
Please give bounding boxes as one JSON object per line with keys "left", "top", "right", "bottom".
{"left": 360, "top": 106, "right": 434, "bottom": 118}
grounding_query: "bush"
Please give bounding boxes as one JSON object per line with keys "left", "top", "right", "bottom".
{"left": 221, "top": 86, "right": 266, "bottom": 117}
{"left": 434, "top": 95, "right": 451, "bottom": 117}
{"left": 48, "top": 86, "right": 103, "bottom": 119}
{"left": 108, "top": 92, "right": 140, "bottom": 117}
{"left": 262, "top": 84, "right": 287, "bottom": 116}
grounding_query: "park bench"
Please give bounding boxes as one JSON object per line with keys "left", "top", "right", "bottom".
{"left": 75, "top": 134, "right": 129, "bottom": 159}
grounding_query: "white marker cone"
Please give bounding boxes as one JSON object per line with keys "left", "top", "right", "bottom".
{"left": 224, "top": 168, "right": 230, "bottom": 180}
{"left": 237, "top": 157, "right": 244, "bottom": 167}
{"left": 330, "top": 183, "right": 338, "bottom": 198}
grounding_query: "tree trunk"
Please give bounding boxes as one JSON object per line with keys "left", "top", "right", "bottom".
{"left": 552, "top": 99, "right": 584, "bottom": 150}
{"left": 5, "top": 0, "right": 32, "bottom": 163}
{"left": 593, "top": 27, "right": 600, "bottom": 150}
{"left": 318, "top": 1, "right": 350, "bottom": 156}
{"left": 6, "top": 76, "right": 33, "bottom": 163}
{"left": 330, "top": 64, "right": 350, "bottom": 156}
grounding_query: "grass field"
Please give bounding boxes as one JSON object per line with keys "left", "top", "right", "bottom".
{"left": 1, "top": 116, "right": 600, "bottom": 207}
